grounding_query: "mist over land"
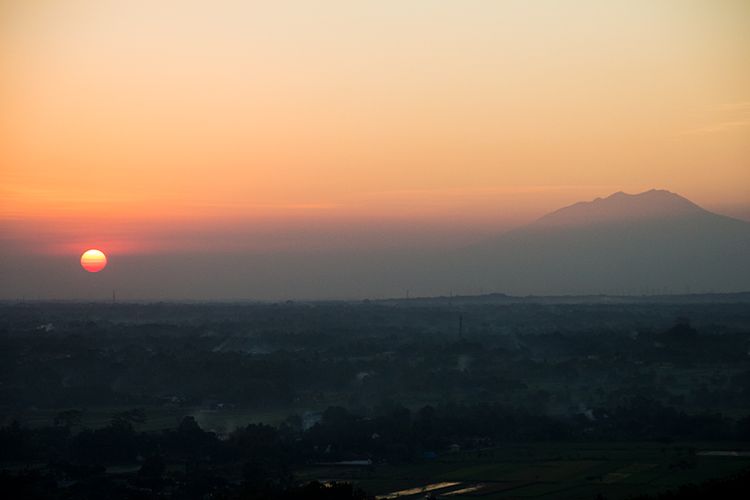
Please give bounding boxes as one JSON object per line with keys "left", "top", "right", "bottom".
{"left": 3, "top": 294, "right": 750, "bottom": 499}
{"left": 3, "top": 190, "right": 748, "bottom": 301}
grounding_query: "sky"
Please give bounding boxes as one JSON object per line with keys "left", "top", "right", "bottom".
{"left": 1, "top": 0, "right": 749, "bottom": 299}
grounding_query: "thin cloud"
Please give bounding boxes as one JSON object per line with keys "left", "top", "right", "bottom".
{"left": 681, "top": 119, "right": 750, "bottom": 136}
{"left": 717, "top": 101, "right": 750, "bottom": 111}
{"left": 679, "top": 100, "right": 750, "bottom": 136}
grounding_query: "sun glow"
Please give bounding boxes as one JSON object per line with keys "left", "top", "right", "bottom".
{"left": 80, "top": 249, "right": 107, "bottom": 273}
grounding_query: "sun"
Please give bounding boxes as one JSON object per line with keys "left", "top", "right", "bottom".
{"left": 80, "top": 249, "right": 107, "bottom": 273}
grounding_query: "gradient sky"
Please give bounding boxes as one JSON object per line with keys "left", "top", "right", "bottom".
{"left": 1, "top": 1, "right": 749, "bottom": 266}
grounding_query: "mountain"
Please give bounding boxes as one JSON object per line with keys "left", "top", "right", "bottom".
{"left": 533, "top": 189, "right": 704, "bottom": 227}
{"left": 461, "top": 190, "right": 750, "bottom": 295}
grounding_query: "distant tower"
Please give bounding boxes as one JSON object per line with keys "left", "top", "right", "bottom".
{"left": 112, "top": 289, "right": 116, "bottom": 304}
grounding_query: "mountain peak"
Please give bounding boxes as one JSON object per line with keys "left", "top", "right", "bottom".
{"left": 534, "top": 189, "right": 706, "bottom": 228}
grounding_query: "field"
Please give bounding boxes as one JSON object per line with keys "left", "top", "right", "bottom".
{"left": 299, "top": 442, "right": 750, "bottom": 499}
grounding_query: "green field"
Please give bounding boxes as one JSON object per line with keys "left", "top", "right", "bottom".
{"left": 298, "top": 442, "right": 750, "bottom": 499}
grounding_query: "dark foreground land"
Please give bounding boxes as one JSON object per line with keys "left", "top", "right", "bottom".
{"left": 1, "top": 294, "right": 750, "bottom": 499}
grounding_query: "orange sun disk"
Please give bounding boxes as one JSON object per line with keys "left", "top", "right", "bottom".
{"left": 80, "top": 249, "right": 107, "bottom": 273}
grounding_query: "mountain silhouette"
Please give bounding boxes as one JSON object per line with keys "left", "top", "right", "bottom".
{"left": 533, "top": 189, "right": 704, "bottom": 227}
{"left": 462, "top": 190, "right": 750, "bottom": 295}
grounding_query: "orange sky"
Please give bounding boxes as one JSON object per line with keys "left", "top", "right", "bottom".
{"left": 1, "top": 0, "right": 749, "bottom": 255}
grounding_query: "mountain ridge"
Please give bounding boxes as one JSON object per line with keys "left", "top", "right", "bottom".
{"left": 531, "top": 189, "right": 714, "bottom": 228}
{"left": 462, "top": 189, "right": 750, "bottom": 295}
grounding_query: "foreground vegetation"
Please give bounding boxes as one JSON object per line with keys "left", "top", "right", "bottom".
{"left": 2, "top": 407, "right": 749, "bottom": 499}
